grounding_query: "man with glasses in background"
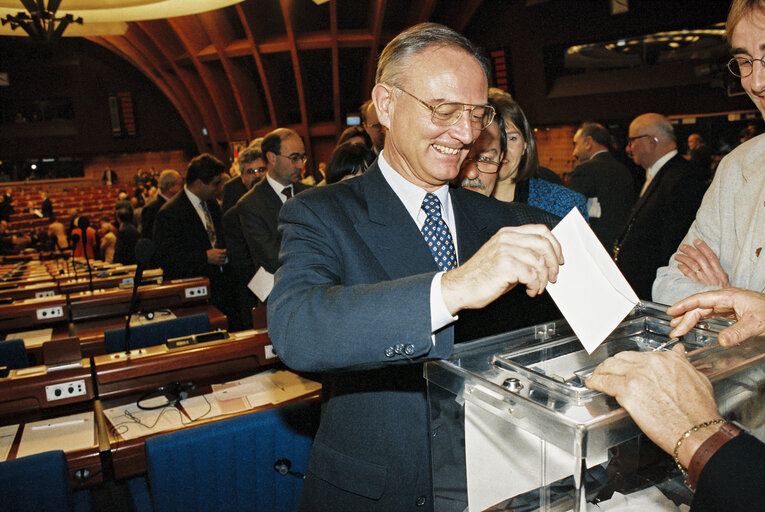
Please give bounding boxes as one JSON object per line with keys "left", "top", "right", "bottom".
{"left": 222, "top": 144, "right": 266, "bottom": 213}
{"left": 267, "top": 23, "right": 562, "bottom": 512}
{"left": 653, "top": 0, "right": 765, "bottom": 306}
{"left": 611, "top": 112, "right": 706, "bottom": 300}
{"left": 237, "top": 128, "right": 310, "bottom": 291}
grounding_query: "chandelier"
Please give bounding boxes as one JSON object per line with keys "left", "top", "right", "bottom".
{"left": 1, "top": 0, "right": 83, "bottom": 41}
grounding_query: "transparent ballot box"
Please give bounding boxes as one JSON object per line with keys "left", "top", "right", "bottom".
{"left": 424, "top": 302, "right": 765, "bottom": 512}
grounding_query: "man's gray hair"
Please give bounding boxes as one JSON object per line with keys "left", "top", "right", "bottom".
{"left": 239, "top": 146, "right": 263, "bottom": 165}
{"left": 157, "top": 169, "right": 180, "bottom": 192}
{"left": 375, "top": 22, "right": 490, "bottom": 88}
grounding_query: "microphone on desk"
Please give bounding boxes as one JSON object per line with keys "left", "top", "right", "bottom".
{"left": 123, "top": 239, "right": 155, "bottom": 357}
{"left": 78, "top": 217, "right": 94, "bottom": 294}
{"left": 69, "top": 233, "right": 80, "bottom": 279}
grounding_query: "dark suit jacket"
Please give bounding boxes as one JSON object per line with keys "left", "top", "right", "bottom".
{"left": 222, "top": 206, "right": 258, "bottom": 330}
{"left": 568, "top": 151, "right": 636, "bottom": 253}
{"left": 237, "top": 178, "right": 310, "bottom": 274}
{"left": 113, "top": 222, "right": 140, "bottom": 265}
{"left": 140, "top": 195, "right": 166, "bottom": 240}
{"left": 691, "top": 433, "right": 765, "bottom": 512}
{"left": 153, "top": 190, "right": 230, "bottom": 312}
{"left": 613, "top": 154, "right": 706, "bottom": 300}
{"left": 221, "top": 175, "right": 249, "bottom": 214}
{"left": 268, "top": 164, "right": 558, "bottom": 512}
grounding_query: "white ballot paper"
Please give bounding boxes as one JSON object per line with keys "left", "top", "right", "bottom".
{"left": 546, "top": 209, "right": 639, "bottom": 353}
{"left": 248, "top": 267, "right": 274, "bottom": 302}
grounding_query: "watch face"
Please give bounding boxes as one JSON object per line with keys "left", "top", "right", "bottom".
{"left": 0, "top": 73, "right": 8, "bottom": 87}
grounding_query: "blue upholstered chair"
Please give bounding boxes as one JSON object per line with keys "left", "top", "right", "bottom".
{"left": 103, "top": 313, "right": 211, "bottom": 353}
{"left": 128, "top": 402, "right": 318, "bottom": 512}
{"left": 0, "top": 450, "right": 91, "bottom": 512}
{"left": 0, "top": 338, "right": 28, "bottom": 369}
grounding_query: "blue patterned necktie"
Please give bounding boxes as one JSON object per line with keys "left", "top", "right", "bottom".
{"left": 420, "top": 192, "right": 457, "bottom": 271}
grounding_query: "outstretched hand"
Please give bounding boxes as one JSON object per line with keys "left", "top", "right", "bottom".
{"left": 585, "top": 345, "right": 722, "bottom": 466}
{"left": 667, "top": 288, "right": 765, "bottom": 347}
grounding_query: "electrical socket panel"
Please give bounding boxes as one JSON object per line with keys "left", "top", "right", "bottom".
{"left": 36, "top": 305, "right": 64, "bottom": 321}
{"left": 184, "top": 286, "right": 208, "bottom": 298}
{"left": 45, "top": 379, "right": 87, "bottom": 401}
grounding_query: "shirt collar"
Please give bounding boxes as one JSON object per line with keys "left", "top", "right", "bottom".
{"left": 377, "top": 150, "right": 452, "bottom": 225}
{"left": 266, "top": 174, "right": 291, "bottom": 202}
{"left": 184, "top": 186, "right": 204, "bottom": 209}
{"left": 647, "top": 149, "right": 678, "bottom": 180}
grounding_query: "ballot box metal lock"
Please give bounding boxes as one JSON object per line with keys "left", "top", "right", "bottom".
{"left": 425, "top": 301, "right": 765, "bottom": 512}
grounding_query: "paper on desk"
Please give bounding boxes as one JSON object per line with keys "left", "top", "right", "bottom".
{"left": 17, "top": 412, "right": 95, "bottom": 458}
{"left": 247, "top": 370, "right": 321, "bottom": 407}
{"left": 248, "top": 267, "right": 274, "bottom": 302}
{"left": 0, "top": 424, "right": 19, "bottom": 462}
{"left": 103, "top": 397, "right": 185, "bottom": 441}
{"left": 6, "top": 328, "right": 53, "bottom": 349}
{"left": 546, "top": 209, "right": 639, "bottom": 354}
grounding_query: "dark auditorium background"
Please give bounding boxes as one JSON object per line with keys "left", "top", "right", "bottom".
{"left": 0, "top": 0, "right": 756, "bottom": 187}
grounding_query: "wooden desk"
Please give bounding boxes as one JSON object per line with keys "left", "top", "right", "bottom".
{"left": 0, "top": 359, "right": 102, "bottom": 489}
{"left": 1, "top": 277, "right": 214, "bottom": 333}
{"left": 95, "top": 329, "right": 302, "bottom": 479}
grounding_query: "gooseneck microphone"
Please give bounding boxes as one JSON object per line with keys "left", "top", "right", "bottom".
{"left": 123, "top": 239, "right": 155, "bottom": 357}
{"left": 77, "top": 217, "right": 95, "bottom": 294}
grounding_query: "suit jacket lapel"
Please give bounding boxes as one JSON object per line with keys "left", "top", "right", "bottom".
{"left": 354, "top": 165, "right": 440, "bottom": 279}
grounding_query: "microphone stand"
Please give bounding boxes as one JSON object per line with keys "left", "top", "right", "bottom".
{"left": 123, "top": 239, "right": 154, "bottom": 359}
{"left": 78, "top": 220, "right": 95, "bottom": 294}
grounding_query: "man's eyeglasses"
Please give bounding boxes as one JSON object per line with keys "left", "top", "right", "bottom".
{"left": 462, "top": 155, "right": 502, "bottom": 174}
{"left": 728, "top": 56, "right": 765, "bottom": 78}
{"left": 243, "top": 166, "right": 266, "bottom": 175}
{"left": 626, "top": 134, "right": 657, "bottom": 146}
{"left": 278, "top": 153, "right": 308, "bottom": 165}
{"left": 394, "top": 86, "right": 495, "bottom": 130}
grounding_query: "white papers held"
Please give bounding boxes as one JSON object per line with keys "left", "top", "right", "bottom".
{"left": 248, "top": 267, "right": 274, "bottom": 302}
{"left": 546, "top": 209, "right": 639, "bottom": 353}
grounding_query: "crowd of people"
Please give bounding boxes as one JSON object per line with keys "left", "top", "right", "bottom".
{"left": 1, "top": 1, "right": 764, "bottom": 510}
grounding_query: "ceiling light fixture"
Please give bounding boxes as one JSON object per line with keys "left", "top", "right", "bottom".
{"left": 1, "top": 0, "right": 82, "bottom": 41}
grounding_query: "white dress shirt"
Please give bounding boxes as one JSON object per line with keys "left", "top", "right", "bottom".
{"left": 377, "top": 151, "right": 458, "bottom": 334}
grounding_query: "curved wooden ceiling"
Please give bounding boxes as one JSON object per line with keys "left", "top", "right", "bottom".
{"left": 84, "top": 0, "right": 486, "bottom": 159}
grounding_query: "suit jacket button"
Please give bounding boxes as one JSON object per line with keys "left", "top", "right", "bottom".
{"left": 416, "top": 495, "right": 427, "bottom": 507}
{"left": 384, "top": 346, "right": 395, "bottom": 358}
{"left": 404, "top": 344, "right": 415, "bottom": 355}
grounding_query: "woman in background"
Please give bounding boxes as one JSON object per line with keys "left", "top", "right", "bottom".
{"left": 325, "top": 141, "right": 375, "bottom": 185}
{"left": 489, "top": 91, "right": 588, "bottom": 220}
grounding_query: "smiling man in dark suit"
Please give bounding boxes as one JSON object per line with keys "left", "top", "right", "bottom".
{"left": 153, "top": 155, "right": 230, "bottom": 314}
{"left": 268, "top": 23, "right": 563, "bottom": 512}
{"left": 237, "top": 128, "right": 310, "bottom": 280}
{"left": 613, "top": 113, "right": 706, "bottom": 300}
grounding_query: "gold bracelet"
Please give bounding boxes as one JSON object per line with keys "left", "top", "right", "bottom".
{"left": 673, "top": 419, "right": 726, "bottom": 477}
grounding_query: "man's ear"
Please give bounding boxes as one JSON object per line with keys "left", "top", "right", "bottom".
{"left": 266, "top": 151, "right": 277, "bottom": 166}
{"left": 372, "top": 83, "right": 393, "bottom": 130}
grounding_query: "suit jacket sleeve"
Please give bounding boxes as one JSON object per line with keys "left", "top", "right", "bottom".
{"left": 690, "top": 433, "right": 765, "bottom": 512}
{"left": 153, "top": 200, "right": 209, "bottom": 278}
{"left": 267, "top": 191, "right": 453, "bottom": 373}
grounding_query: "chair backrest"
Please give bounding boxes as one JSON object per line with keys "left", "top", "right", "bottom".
{"left": 144, "top": 402, "right": 318, "bottom": 512}
{"left": 0, "top": 338, "right": 28, "bottom": 369}
{"left": 0, "top": 450, "right": 73, "bottom": 511}
{"left": 103, "top": 313, "right": 210, "bottom": 353}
